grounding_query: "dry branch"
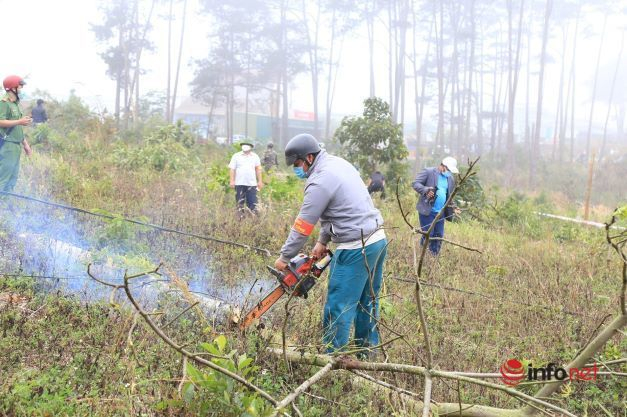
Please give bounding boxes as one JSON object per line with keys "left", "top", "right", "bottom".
{"left": 350, "top": 370, "right": 423, "bottom": 399}
{"left": 271, "top": 363, "right": 334, "bottom": 416}
{"left": 266, "top": 348, "right": 577, "bottom": 417}
{"left": 88, "top": 266, "right": 280, "bottom": 408}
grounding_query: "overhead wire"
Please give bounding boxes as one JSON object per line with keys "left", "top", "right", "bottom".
{"left": 0, "top": 272, "right": 234, "bottom": 304}
{"left": 0, "top": 191, "right": 275, "bottom": 257}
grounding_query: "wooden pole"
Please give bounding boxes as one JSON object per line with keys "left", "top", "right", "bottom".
{"left": 583, "top": 151, "right": 595, "bottom": 220}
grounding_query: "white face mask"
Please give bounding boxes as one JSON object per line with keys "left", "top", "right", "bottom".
{"left": 241, "top": 145, "right": 252, "bottom": 152}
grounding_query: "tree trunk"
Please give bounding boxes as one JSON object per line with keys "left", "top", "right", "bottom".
{"left": 302, "top": 0, "right": 321, "bottom": 138}
{"left": 127, "top": 0, "right": 156, "bottom": 124}
{"left": 490, "top": 49, "right": 498, "bottom": 155}
{"left": 324, "top": 8, "right": 337, "bottom": 141}
{"left": 135, "top": 61, "right": 139, "bottom": 124}
{"left": 617, "top": 104, "right": 626, "bottom": 142}
{"left": 280, "top": 0, "right": 289, "bottom": 147}
{"left": 435, "top": 0, "right": 445, "bottom": 150}
{"left": 493, "top": 34, "right": 505, "bottom": 157}
{"left": 166, "top": 0, "right": 173, "bottom": 122}
{"left": 367, "top": 0, "right": 376, "bottom": 98}
{"left": 560, "top": 10, "right": 579, "bottom": 164}
{"left": 393, "top": 0, "right": 409, "bottom": 124}
{"left": 530, "top": 0, "right": 552, "bottom": 187}
{"left": 506, "top": 0, "right": 525, "bottom": 172}
{"left": 551, "top": 26, "right": 568, "bottom": 162}
{"left": 412, "top": 5, "right": 432, "bottom": 173}
{"left": 600, "top": 31, "right": 624, "bottom": 161}
{"left": 206, "top": 95, "right": 216, "bottom": 141}
{"left": 170, "top": 0, "right": 188, "bottom": 123}
{"left": 584, "top": 14, "right": 608, "bottom": 163}
{"left": 476, "top": 23, "right": 484, "bottom": 156}
{"left": 569, "top": 60, "right": 576, "bottom": 163}
{"left": 453, "top": 19, "right": 461, "bottom": 153}
{"left": 131, "top": 0, "right": 139, "bottom": 125}
{"left": 464, "top": 0, "right": 476, "bottom": 155}
{"left": 568, "top": 8, "right": 579, "bottom": 164}
{"left": 326, "top": 40, "right": 343, "bottom": 141}
{"left": 245, "top": 43, "right": 251, "bottom": 138}
{"left": 388, "top": 1, "right": 394, "bottom": 115}
{"left": 123, "top": 13, "right": 131, "bottom": 131}
{"left": 524, "top": 21, "right": 531, "bottom": 164}
{"left": 115, "top": 23, "right": 122, "bottom": 129}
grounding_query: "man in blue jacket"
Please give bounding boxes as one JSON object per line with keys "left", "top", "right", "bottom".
{"left": 274, "top": 133, "right": 387, "bottom": 357}
{"left": 412, "top": 156, "right": 459, "bottom": 255}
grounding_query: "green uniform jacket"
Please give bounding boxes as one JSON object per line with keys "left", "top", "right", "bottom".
{"left": 0, "top": 94, "right": 25, "bottom": 192}
{"left": 0, "top": 94, "right": 24, "bottom": 143}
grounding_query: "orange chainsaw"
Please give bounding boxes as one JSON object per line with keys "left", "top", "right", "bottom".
{"left": 239, "top": 250, "right": 333, "bottom": 330}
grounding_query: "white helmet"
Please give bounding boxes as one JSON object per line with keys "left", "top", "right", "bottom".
{"left": 442, "top": 156, "right": 459, "bottom": 174}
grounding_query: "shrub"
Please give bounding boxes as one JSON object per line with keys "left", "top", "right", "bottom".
{"left": 159, "top": 335, "right": 272, "bottom": 416}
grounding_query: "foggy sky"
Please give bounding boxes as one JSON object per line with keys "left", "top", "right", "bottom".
{"left": 2, "top": 0, "right": 625, "bottom": 130}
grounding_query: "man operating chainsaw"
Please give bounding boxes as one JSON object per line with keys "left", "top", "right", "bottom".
{"left": 274, "top": 133, "right": 387, "bottom": 357}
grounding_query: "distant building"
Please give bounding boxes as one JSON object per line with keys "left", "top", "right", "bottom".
{"left": 173, "top": 97, "right": 317, "bottom": 145}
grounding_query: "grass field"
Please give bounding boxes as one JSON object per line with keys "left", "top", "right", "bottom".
{"left": 0, "top": 108, "right": 625, "bottom": 416}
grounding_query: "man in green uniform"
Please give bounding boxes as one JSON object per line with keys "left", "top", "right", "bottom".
{"left": 0, "top": 75, "right": 32, "bottom": 192}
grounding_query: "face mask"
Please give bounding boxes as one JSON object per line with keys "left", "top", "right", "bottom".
{"left": 443, "top": 171, "right": 452, "bottom": 178}
{"left": 293, "top": 166, "right": 307, "bottom": 179}
{"left": 241, "top": 145, "right": 252, "bottom": 152}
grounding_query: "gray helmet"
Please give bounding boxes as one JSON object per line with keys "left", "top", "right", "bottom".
{"left": 267, "top": 142, "right": 274, "bottom": 148}
{"left": 285, "top": 133, "right": 321, "bottom": 165}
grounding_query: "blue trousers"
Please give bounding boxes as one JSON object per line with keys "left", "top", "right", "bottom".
{"left": 323, "top": 239, "right": 387, "bottom": 352}
{"left": 419, "top": 211, "right": 445, "bottom": 255}
{"left": 235, "top": 185, "right": 258, "bottom": 212}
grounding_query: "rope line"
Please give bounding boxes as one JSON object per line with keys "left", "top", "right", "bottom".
{"left": 391, "top": 276, "right": 581, "bottom": 316}
{"left": 2, "top": 272, "right": 582, "bottom": 316}
{"left": 0, "top": 191, "right": 274, "bottom": 257}
{"left": 0, "top": 272, "right": 232, "bottom": 303}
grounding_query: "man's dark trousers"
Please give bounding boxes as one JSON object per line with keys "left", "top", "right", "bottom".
{"left": 419, "top": 211, "right": 445, "bottom": 255}
{"left": 235, "top": 185, "right": 257, "bottom": 212}
{"left": 368, "top": 182, "right": 385, "bottom": 199}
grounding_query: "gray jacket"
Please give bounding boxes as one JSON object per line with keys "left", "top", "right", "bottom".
{"left": 412, "top": 167, "right": 456, "bottom": 220}
{"left": 280, "top": 151, "right": 384, "bottom": 262}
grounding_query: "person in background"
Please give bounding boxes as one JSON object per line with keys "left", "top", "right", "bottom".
{"left": 262, "top": 142, "right": 278, "bottom": 172}
{"left": 0, "top": 75, "right": 32, "bottom": 193}
{"left": 31, "top": 99, "right": 48, "bottom": 125}
{"left": 411, "top": 156, "right": 460, "bottom": 255}
{"left": 228, "top": 142, "right": 263, "bottom": 215}
{"left": 274, "top": 133, "right": 387, "bottom": 358}
{"left": 367, "top": 170, "right": 386, "bottom": 200}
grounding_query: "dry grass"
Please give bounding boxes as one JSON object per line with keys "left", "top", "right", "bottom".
{"left": 5, "top": 136, "right": 625, "bottom": 415}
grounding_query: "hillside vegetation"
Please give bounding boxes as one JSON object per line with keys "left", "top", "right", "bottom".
{"left": 0, "top": 97, "right": 625, "bottom": 416}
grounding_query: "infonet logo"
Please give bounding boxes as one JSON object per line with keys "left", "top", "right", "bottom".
{"left": 500, "top": 359, "right": 598, "bottom": 386}
{"left": 500, "top": 359, "right": 526, "bottom": 386}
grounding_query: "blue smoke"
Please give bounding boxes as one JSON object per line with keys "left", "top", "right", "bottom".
{"left": 0, "top": 194, "right": 271, "bottom": 308}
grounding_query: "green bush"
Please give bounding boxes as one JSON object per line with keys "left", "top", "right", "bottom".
{"left": 160, "top": 335, "right": 272, "bottom": 416}
{"left": 112, "top": 138, "right": 196, "bottom": 172}
{"left": 486, "top": 192, "right": 546, "bottom": 238}
{"left": 110, "top": 121, "right": 200, "bottom": 172}
{"left": 29, "top": 123, "right": 52, "bottom": 145}
{"left": 1, "top": 367, "right": 88, "bottom": 416}
{"left": 146, "top": 120, "right": 196, "bottom": 149}
{"left": 260, "top": 174, "right": 302, "bottom": 202}
{"left": 206, "top": 163, "right": 231, "bottom": 193}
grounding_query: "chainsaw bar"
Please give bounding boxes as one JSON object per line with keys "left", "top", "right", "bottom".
{"left": 239, "top": 285, "right": 285, "bottom": 329}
